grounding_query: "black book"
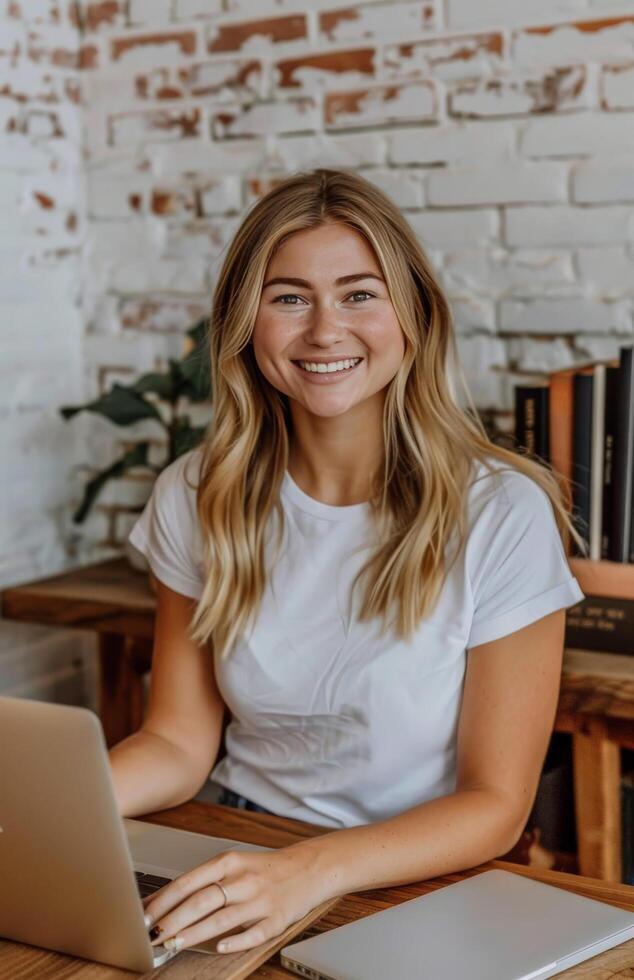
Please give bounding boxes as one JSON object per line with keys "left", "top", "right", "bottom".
{"left": 514, "top": 385, "right": 550, "bottom": 464}
{"left": 610, "top": 346, "right": 634, "bottom": 563}
{"left": 601, "top": 366, "right": 620, "bottom": 559}
{"left": 571, "top": 372, "right": 593, "bottom": 557}
{"left": 564, "top": 594, "right": 634, "bottom": 655}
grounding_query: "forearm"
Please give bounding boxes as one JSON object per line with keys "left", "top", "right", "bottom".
{"left": 108, "top": 729, "right": 208, "bottom": 818}
{"left": 298, "top": 788, "right": 521, "bottom": 901}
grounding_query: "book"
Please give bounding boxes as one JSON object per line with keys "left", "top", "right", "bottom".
{"left": 564, "top": 594, "right": 634, "bottom": 656}
{"left": 610, "top": 346, "right": 634, "bottom": 562}
{"left": 515, "top": 383, "right": 550, "bottom": 464}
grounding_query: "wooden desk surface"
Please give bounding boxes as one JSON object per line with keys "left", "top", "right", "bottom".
{"left": 1, "top": 801, "right": 634, "bottom": 979}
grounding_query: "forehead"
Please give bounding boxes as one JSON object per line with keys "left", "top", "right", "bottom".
{"left": 266, "top": 223, "right": 381, "bottom": 275}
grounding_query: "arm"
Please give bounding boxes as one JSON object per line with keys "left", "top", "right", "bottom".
{"left": 140, "top": 608, "right": 567, "bottom": 955}
{"left": 296, "top": 607, "right": 566, "bottom": 896}
{"left": 109, "top": 578, "right": 227, "bottom": 818}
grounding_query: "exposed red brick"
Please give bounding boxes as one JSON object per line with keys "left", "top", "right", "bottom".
{"left": 66, "top": 211, "right": 78, "bottom": 231}
{"left": 397, "top": 31, "right": 503, "bottom": 61}
{"left": 112, "top": 31, "right": 196, "bottom": 62}
{"left": 108, "top": 106, "right": 202, "bottom": 144}
{"left": 207, "top": 14, "right": 307, "bottom": 53}
{"left": 325, "top": 80, "right": 436, "bottom": 127}
{"left": 449, "top": 66, "right": 587, "bottom": 117}
{"left": 150, "top": 188, "right": 196, "bottom": 215}
{"left": 135, "top": 61, "right": 262, "bottom": 102}
{"left": 275, "top": 48, "right": 375, "bottom": 88}
{"left": 120, "top": 297, "right": 209, "bottom": 333}
{"left": 247, "top": 176, "right": 288, "bottom": 198}
{"left": 319, "top": 7, "right": 359, "bottom": 39}
{"left": 78, "top": 44, "right": 99, "bottom": 69}
{"left": 129, "top": 193, "right": 143, "bottom": 211}
{"left": 524, "top": 15, "right": 634, "bottom": 34}
{"left": 83, "top": 2, "right": 123, "bottom": 31}
{"left": 34, "top": 192, "right": 55, "bottom": 209}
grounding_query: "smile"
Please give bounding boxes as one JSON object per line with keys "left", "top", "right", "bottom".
{"left": 291, "top": 358, "right": 363, "bottom": 382}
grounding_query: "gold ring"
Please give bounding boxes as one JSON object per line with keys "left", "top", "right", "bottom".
{"left": 215, "top": 882, "right": 229, "bottom": 908}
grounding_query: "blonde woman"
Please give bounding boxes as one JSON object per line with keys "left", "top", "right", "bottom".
{"left": 110, "top": 168, "right": 585, "bottom": 956}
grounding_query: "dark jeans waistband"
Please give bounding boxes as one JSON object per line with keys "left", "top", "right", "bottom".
{"left": 217, "top": 787, "right": 277, "bottom": 816}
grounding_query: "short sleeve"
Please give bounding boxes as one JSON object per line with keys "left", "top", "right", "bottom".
{"left": 128, "top": 450, "right": 205, "bottom": 600}
{"left": 466, "top": 469, "right": 585, "bottom": 649}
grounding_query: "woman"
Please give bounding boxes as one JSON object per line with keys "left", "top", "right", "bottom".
{"left": 110, "top": 168, "right": 585, "bottom": 956}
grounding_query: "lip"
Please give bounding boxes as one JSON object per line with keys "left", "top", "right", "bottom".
{"left": 291, "top": 358, "right": 364, "bottom": 384}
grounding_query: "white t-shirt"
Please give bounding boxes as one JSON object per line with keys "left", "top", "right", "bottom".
{"left": 128, "top": 448, "right": 585, "bottom": 829}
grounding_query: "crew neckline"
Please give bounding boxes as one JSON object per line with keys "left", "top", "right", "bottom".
{"left": 281, "top": 470, "right": 370, "bottom": 522}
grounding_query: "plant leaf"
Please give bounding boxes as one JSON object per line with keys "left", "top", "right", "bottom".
{"left": 172, "top": 419, "right": 207, "bottom": 459}
{"left": 132, "top": 372, "right": 175, "bottom": 401}
{"left": 72, "top": 441, "right": 153, "bottom": 524}
{"left": 60, "top": 384, "right": 164, "bottom": 427}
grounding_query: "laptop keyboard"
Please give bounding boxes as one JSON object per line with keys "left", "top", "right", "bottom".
{"left": 134, "top": 870, "right": 173, "bottom": 899}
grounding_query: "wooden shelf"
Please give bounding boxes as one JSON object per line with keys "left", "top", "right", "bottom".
{"left": 568, "top": 557, "right": 634, "bottom": 600}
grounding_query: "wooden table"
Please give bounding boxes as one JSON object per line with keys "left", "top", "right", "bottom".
{"left": 1, "top": 801, "right": 634, "bottom": 979}
{"left": 2, "top": 558, "right": 633, "bottom": 883}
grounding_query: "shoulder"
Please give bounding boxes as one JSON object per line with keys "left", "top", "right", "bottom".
{"left": 153, "top": 448, "right": 203, "bottom": 511}
{"left": 467, "top": 455, "right": 551, "bottom": 517}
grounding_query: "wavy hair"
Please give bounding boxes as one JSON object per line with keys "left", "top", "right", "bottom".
{"left": 189, "top": 168, "right": 585, "bottom": 659}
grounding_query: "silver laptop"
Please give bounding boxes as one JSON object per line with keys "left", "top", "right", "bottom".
{"left": 281, "top": 866, "right": 634, "bottom": 980}
{"left": 0, "top": 695, "right": 270, "bottom": 972}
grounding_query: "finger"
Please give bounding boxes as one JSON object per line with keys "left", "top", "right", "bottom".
{"left": 149, "top": 882, "right": 229, "bottom": 946}
{"left": 215, "top": 917, "right": 280, "bottom": 954}
{"left": 161, "top": 901, "right": 260, "bottom": 953}
{"left": 144, "top": 851, "right": 240, "bottom": 926}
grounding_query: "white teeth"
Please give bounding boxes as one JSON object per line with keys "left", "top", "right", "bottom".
{"left": 297, "top": 358, "right": 362, "bottom": 374}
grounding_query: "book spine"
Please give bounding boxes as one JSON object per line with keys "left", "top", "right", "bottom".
{"left": 571, "top": 373, "right": 593, "bottom": 557}
{"left": 515, "top": 386, "right": 550, "bottom": 464}
{"left": 601, "top": 366, "right": 620, "bottom": 559}
{"left": 611, "top": 347, "right": 634, "bottom": 562}
{"left": 564, "top": 594, "right": 634, "bottom": 655}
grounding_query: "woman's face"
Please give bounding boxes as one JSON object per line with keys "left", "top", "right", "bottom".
{"left": 251, "top": 222, "right": 405, "bottom": 420}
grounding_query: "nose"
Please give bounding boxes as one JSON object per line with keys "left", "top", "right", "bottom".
{"left": 304, "top": 305, "right": 347, "bottom": 348}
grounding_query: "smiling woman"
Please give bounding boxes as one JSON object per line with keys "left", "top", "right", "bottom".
{"left": 108, "top": 168, "right": 587, "bottom": 957}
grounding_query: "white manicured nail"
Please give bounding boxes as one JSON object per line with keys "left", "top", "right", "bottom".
{"left": 164, "top": 936, "right": 185, "bottom": 952}
{"left": 143, "top": 913, "right": 153, "bottom": 928}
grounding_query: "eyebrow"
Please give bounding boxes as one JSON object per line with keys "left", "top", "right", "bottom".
{"left": 262, "top": 272, "right": 384, "bottom": 290}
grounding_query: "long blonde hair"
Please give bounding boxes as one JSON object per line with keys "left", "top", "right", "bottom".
{"left": 190, "top": 168, "right": 585, "bottom": 659}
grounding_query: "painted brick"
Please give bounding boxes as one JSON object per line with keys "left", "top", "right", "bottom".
{"left": 109, "top": 256, "right": 209, "bottom": 292}
{"left": 428, "top": 161, "right": 568, "bottom": 206}
{"left": 325, "top": 80, "right": 436, "bottom": 129}
{"left": 442, "top": 249, "right": 575, "bottom": 294}
{"left": 384, "top": 31, "right": 504, "bottom": 82}
{"left": 505, "top": 205, "right": 634, "bottom": 246}
{"left": 513, "top": 17, "right": 634, "bottom": 67}
{"left": 449, "top": 66, "right": 589, "bottom": 118}
{"left": 174, "top": 0, "right": 223, "bottom": 19}
{"left": 454, "top": 334, "right": 508, "bottom": 407}
{"left": 319, "top": 3, "right": 436, "bottom": 43}
{"left": 573, "top": 155, "right": 634, "bottom": 202}
{"left": 128, "top": 0, "right": 173, "bottom": 26}
{"left": 408, "top": 208, "right": 500, "bottom": 247}
{"left": 521, "top": 110, "right": 634, "bottom": 157}
{"left": 212, "top": 97, "right": 319, "bottom": 139}
{"left": 499, "top": 297, "right": 632, "bottom": 333}
{"left": 449, "top": 295, "right": 496, "bottom": 333}
{"left": 146, "top": 136, "right": 267, "bottom": 177}
{"left": 576, "top": 247, "right": 634, "bottom": 297}
{"left": 108, "top": 106, "right": 202, "bottom": 145}
{"left": 505, "top": 337, "right": 579, "bottom": 376}
{"left": 268, "top": 131, "right": 386, "bottom": 170}
{"left": 569, "top": 334, "right": 631, "bottom": 363}
{"left": 111, "top": 31, "right": 197, "bottom": 66}
{"left": 602, "top": 63, "right": 634, "bottom": 108}
{"left": 273, "top": 48, "right": 375, "bottom": 92}
{"left": 88, "top": 176, "right": 150, "bottom": 218}
{"left": 206, "top": 14, "right": 308, "bottom": 54}
{"left": 198, "top": 176, "right": 242, "bottom": 213}
{"left": 389, "top": 120, "right": 514, "bottom": 165}
{"left": 25, "top": 28, "right": 98, "bottom": 69}
{"left": 448, "top": 0, "right": 589, "bottom": 29}
{"left": 119, "top": 296, "right": 209, "bottom": 332}
{"left": 135, "top": 58, "right": 263, "bottom": 102}
{"left": 362, "top": 168, "right": 424, "bottom": 208}
{"left": 7, "top": 0, "right": 65, "bottom": 26}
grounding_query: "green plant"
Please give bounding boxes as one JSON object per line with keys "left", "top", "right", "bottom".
{"left": 60, "top": 318, "right": 211, "bottom": 523}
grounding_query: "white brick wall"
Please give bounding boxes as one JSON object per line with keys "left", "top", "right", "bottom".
{"left": 4, "top": 0, "right": 634, "bottom": 710}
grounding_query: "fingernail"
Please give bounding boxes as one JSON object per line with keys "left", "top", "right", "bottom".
{"left": 149, "top": 925, "right": 162, "bottom": 941}
{"left": 143, "top": 913, "right": 153, "bottom": 929}
{"left": 164, "top": 935, "right": 185, "bottom": 952}
{"left": 217, "top": 941, "right": 229, "bottom": 952}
